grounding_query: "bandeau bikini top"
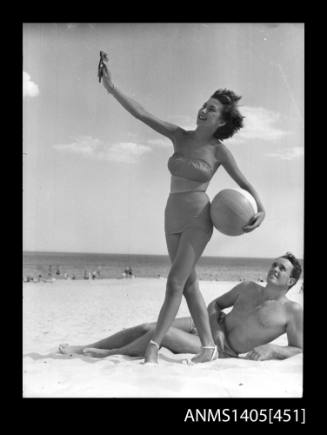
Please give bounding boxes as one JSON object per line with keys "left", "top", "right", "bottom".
{"left": 167, "top": 152, "right": 215, "bottom": 183}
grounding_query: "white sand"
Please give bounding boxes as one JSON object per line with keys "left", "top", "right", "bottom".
{"left": 23, "top": 278, "right": 303, "bottom": 398}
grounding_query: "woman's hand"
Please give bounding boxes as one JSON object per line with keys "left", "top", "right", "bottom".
{"left": 101, "top": 64, "right": 115, "bottom": 93}
{"left": 243, "top": 211, "right": 265, "bottom": 233}
{"left": 98, "top": 58, "right": 115, "bottom": 93}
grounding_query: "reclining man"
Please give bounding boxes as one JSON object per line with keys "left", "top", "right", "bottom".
{"left": 59, "top": 252, "right": 303, "bottom": 361}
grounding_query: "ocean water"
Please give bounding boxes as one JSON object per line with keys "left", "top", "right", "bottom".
{"left": 23, "top": 252, "right": 302, "bottom": 282}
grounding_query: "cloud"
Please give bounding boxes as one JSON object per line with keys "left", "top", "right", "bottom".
{"left": 146, "top": 138, "right": 171, "bottom": 148}
{"left": 53, "top": 136, "right": 151, "bottom": 164}
{"left": 266, "top": 146, "right": 304, "bottom": 160}
{"left": 23, "top": 72, "right": 39, "bottom": 98}
{"left": 228, "top": 106, "right": 288, "bottom": 143}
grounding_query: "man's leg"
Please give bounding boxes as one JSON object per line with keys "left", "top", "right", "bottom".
{"left": 84, "top": 326, "right": 201, "bottom": 358}
{"left": 58, "top": 323, "right": 154, "bottom": 355}
{"left": 59, "top": 318, "right": 194, "bottom": 355}
{"left": 85, "top": 317, "right": 194, "bottom": 350}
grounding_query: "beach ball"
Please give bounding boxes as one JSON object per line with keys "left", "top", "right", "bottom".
{"left": 210, "top": 189, "right": 256, "bottom": 236}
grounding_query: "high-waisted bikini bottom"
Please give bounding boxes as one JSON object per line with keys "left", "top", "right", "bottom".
{"left": 164, "top": 191, "right": 213, "bottom": 235}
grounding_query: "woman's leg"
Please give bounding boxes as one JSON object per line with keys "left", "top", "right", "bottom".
{"left": 165, "top": 232, "right": 212, "bottom": 344}
{"left": 183, "top": 265, "right": 217, "bottom": 362}
{"left": 170, "top": 230, "right": 217, "bottom": 362}
{"left": 84, "top": 326, "right": 201, "bottom": 358}
{"left": 144, "top": 228, "right": 214, "bottom": 363}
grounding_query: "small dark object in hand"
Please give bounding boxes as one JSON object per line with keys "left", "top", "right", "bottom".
{"left": 98, "top": 51, "right": 109, "bottom": 83}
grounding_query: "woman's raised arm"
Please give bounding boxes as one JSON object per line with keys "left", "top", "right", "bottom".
{"left": 100, "top": 62, "right": 183, "bottom": 141}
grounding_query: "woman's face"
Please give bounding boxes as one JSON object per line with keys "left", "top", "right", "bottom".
{"left": 197, "top": 98, "right": 225, "bottom": 130}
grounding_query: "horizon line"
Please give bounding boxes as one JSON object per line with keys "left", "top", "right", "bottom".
{"left": 23, "top": 250, "right": 303, "bottom": 261}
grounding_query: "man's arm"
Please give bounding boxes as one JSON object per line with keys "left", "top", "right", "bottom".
{"left": 207, "top": 301, "right": 225, "bottom": 352}
{"left": 246, "top": 303, "right": 303, "bottom": 361}
{"left": 246, "top": 343, "right": 302, "bottom": 361}
{"left": 271, "top": 302, "right": 303, "bottom": 359}
{"left": 207, "top": 283, "right": 244, "bottom": 352}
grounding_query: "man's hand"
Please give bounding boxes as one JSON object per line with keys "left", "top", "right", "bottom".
{"left": 245, "top": 344, "right": 275, "bottom": 361}
{"left": 213, "top": 329, "right": 226, "bottom": 352}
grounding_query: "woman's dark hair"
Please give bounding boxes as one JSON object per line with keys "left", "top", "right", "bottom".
{"left": 211, "top": 89, "right": 245, "bottom": 140}
{"left": 281, "top": 252, "right": 302, "bottom": 289}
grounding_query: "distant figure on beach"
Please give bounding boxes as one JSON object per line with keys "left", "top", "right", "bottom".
{"left": 127, "top": 266, "right": 134, "bottom": 278}
{"left": 59, "top": 253, "right": 302, "bottom": 362}
{"left": 123, "top": 266, "right": 134, "bottom": 278}
{"left": 98, "top": 53, "right": 265, "bottom": 364}
{"left": 84, "top": 270, "right": 89, "bottom": 280}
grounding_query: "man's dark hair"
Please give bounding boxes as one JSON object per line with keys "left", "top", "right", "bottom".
{"left": 211, "top": 89, "right": 245, "bottom": 140}
{"left": 281, "top": 252, "right": 302, "bottom": 289}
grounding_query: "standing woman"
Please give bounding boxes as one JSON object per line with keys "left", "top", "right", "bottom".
{"left": 98, "top": 56, "right": 265, "bottom": 364}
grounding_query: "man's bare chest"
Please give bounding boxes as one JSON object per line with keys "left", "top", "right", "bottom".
{"left": 232, "top": 298, "right": 287, "bottom": 329}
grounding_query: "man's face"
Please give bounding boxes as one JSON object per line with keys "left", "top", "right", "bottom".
{"left": 266, "top": 257, "right": 295, "bottom": 288}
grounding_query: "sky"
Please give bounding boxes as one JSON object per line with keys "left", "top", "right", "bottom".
{"left": 23, "top": 23, "right": 304, "bottom": 258}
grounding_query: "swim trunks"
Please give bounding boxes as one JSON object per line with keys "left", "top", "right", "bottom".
{"left": 216, "top": 312, "right": 239, "bottom": 357}
{"left": 190, "top": 313, "right": 239, "bottom": 358}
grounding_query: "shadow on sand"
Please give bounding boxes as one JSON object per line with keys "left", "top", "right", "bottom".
{"left": 23, "top": 349, "right": 187, "bottom": 365}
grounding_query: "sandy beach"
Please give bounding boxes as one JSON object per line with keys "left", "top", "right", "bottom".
{"left": 23, "top": 278, "right": 303, "bottom": 398}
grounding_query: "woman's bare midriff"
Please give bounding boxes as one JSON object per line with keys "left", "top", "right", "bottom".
{"left": 170, "top": 175, "right": 209, "bottom": 193}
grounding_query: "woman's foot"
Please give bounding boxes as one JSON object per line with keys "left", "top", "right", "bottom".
{"left": 190, "top": 345, "right": 218, "bottom": 364}
{"left": 83, "top": 348, "right": 113, "bottom": 358}
{"left": 144, "top": 340, "right": 159, "bottom": 364}
{"left": 58, "top": 343, "right": 85, "bottom": 355}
